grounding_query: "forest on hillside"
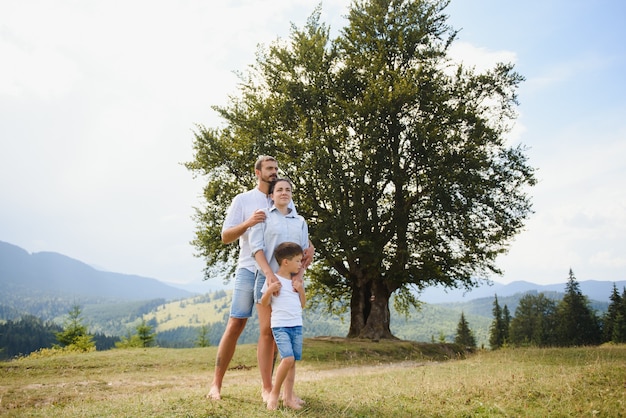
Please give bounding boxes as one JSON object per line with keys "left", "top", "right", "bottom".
{"left": 2, "top": 275, "right": 620, "bottom": 360}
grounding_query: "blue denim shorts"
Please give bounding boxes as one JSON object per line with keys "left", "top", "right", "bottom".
{"left": 253, "top": 272, "right": 266, "bottom": 304}
{"left": 272, "top": 326, "right": 303, "bottom": 360}
{"left": 229, "top": 268, "right": 256, "bottom": 318}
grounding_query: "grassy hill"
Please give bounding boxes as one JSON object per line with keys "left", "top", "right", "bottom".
{"left": 115, "top": 289, "right": 606, "bottom": 349}
{"left": 2, "top": 341, "right": 624, "bottom": 417}
{"left": 135, "top": 290, "right": 492, "bottom": 347}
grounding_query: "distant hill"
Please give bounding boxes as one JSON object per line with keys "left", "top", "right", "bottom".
{"left": 419, "top": 279, "right": 625, "bottom": 304}
{"left": 0, "top": 240, "right": 193, "bottom": 303}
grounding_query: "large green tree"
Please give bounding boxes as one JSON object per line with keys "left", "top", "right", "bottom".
{"left": 187, "top": 0, "right": 535, "bottom": 340}
{"left": 509, "top": 293, "right": 558, "bottom": 347}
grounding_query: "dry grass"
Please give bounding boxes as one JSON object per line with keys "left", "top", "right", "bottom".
{"left": 0, "top": 340, "right": 624, "bottom": 417}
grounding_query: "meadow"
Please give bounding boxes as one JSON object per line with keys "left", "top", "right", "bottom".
{"left": 1, "top": 339, "right": 624, "bottom": 417}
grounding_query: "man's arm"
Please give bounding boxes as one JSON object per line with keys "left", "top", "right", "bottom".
{"left": 221, "top": 209, "right": 266, "bottom": 244}
{"left": 254, "top": 250, "right": 279, "bottom": 286}
{"left": 301, "top": 240, "right": 315, "bottom": 268}
{"left": 293, "top": 280, "right": 306, "bottom": 308}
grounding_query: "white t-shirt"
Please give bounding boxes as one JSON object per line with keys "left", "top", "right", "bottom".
{"left": 262, "top": 274, "right": 303, "bottom": 328}
{"left": 222, "top": 188, "right": 272, "bottom": 271}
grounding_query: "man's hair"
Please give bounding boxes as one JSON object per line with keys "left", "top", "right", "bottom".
{"left": 269, "top": 177, "right": 293, "bottom": 195}
{"left": 274, "top": 242, "right": 303, "bottom": 265}
{"left": 255, "top": 155, "right": 277, "bottom": 171}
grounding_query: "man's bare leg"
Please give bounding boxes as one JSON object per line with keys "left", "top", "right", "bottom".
{"left": 256, "top": 303, "right": 275, "bottom": 401}
{"left": 207, "top": 317, "right": 247, "bottom": 400}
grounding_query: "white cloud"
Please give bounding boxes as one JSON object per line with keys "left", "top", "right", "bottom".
{"left": 448, "top": 41, "right": 517, "bottom": 72}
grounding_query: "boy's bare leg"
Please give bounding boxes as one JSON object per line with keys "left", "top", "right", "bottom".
{"left": 256, "top": 303, "right": 275, "bottom": 401}
{"left": 281, "top": 362, "right": 302, "bottom": 409}
{"left": 207, "top": 317, "right": 247, "bottom": 400}
{"left": 266, "top": 357, "right": 297, "bottom": 410}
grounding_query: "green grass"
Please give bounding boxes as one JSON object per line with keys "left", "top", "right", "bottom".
{"left": 1, "top": 340, "right": 625, "bottom": 417}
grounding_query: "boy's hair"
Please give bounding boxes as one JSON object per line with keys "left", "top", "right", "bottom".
{"left": 255, "top": 155, "right": 277, "bottom": 170}
{"left": 274, "top": 242, "right": 303, "bottom": 266}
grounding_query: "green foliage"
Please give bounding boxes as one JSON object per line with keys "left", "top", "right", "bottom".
{"left": 555, "top": 269, "right": 602, "bottom": 346}
{"left": 489, "top": 295, "right": 507, "bottom": 349}
{"left": 115, "top": 319, "right": 156, "bottom": 348}
{"left": 186, "top": 0, "right": 536, "bottom": 340}
{"left": 55, "top": 304, "right": 95, "bottom": 352}
{"left": 509, "top": 293, "right": 558, "bottom": 346}
{"left": 455, "top": 312, "right": 477, "bottom": 348}
{"left": 0, "top": 315, "right": 61, "bottom": 359}
{"left": 603, "top": 283, "right": 626, "bottom": 343}
{"left": 195, "top": 324, "right": 210, "bottom": 347}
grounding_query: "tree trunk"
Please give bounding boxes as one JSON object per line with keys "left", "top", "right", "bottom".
{"left": 347, "top": 276, "right": 396, "bottom": 340}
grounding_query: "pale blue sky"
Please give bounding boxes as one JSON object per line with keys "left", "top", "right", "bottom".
{"left": 1, "top": 1, "right": 624, "bottom": 287}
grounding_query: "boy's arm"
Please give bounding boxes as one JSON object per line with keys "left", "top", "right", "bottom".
{"left": 260, "top": 281, "right": 281, "bottom": 306}
{"left": 260, "top": 288, "right": 272, "bottom": 306}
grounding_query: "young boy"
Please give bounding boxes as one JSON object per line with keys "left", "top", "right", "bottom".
{"left": 260, "top": 242, "right": 306, "bottom": 410}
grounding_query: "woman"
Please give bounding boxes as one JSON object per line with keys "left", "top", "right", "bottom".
{"left": 249, "top": 177, "right": 309, "bottom": 404}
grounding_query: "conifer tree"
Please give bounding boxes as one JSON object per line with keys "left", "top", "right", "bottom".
{"left": 136, "top": 319, "right": 156, "bottom": 348}
{"left": 489, "top": 295, "right": 505, "bottom": 349}
{"left": 502, "top": 304, "right": 511, "bottom": 344}
{"left": 611, "top": 287, "right": 626, "bottom": 343}
{"left": 55, "top": 304, "right": 95, "bottom": 352}
{"left": 454, "top": 312, "right": 477, "bottom": 348}
{"left": 603, "top": 283, "right": 622, "bottom": 342}
{"left": 555, "top": 269, "right": 601, "bottom": 346}
{"left": 196, "top": 324, "right": 211, "bottom": 348}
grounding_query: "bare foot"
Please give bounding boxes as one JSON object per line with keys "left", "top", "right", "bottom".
{"left": 283, "top": 398, "right": 303, "bottom": 410}
{"left": 206, "top": 385, "right": 221, "bottom": 400}
{"left": 282, "top": 394, "right": 305, "bottom": 405}
{"left": 262, "top": 389, "right": 271, "bottom": 403}
{"left": 266, "top": 394, "right": 279, "bottom": 410}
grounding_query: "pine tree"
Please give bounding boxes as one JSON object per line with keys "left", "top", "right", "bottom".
{"left": 556, "top": 269, "right": 602, "bottom": 346}
{"left": 55, "top": 304, "right": 95, "bottom": 352}
{"left": 489, "top": 295, "right": 505, "bottom": 349}
{"left": 502, "top": 304, "right": 511, "bottom": 344}
{"left": 195, "top": 324, "right": 211, "bottom": 348}
{"left": 612, "top": 288, "right": 626, "bottom": 343}
{"left": 454, "top": 312, "right": 477, "bottom": 348}
{"left": 603, "top": 283, "right": 622, "bottom": 342}
{"left": 136, "top": 319, "right": 156, "bottom": 348}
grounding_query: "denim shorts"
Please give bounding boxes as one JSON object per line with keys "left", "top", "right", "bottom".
{"left": 272, "top": 326, "right": 303, "bottom": 360}
{"left": 229, "top": 268, "right": 256, "bottom": 318}
{"left": 253, "top": 272, "right": 266, "bottom": 304}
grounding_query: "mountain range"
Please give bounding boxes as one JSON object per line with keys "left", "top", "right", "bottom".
{"left": 2, "top": 240, "right": 624, "bottom": 306}
{"left": 0, "top": 240, "right": 192, "bottom": 301}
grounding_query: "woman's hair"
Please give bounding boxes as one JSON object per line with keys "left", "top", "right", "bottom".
{"left": 269, "top": 177, "right": 293, "bottom": 195}
{"left": 274, "top": 242, "right": 304, "bottom": 265}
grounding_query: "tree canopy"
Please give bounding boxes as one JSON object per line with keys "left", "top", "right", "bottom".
{"left": 186, "top": 0, "right": 536, "bottom": 340}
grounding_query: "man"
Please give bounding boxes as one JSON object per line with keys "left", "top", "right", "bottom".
{"left": 207, "top": 155, "right": 313, "bottom": 401}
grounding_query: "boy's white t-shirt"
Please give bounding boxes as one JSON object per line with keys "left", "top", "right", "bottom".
{"left": 262, "top": 274, "right": 303, "bottom": 328}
